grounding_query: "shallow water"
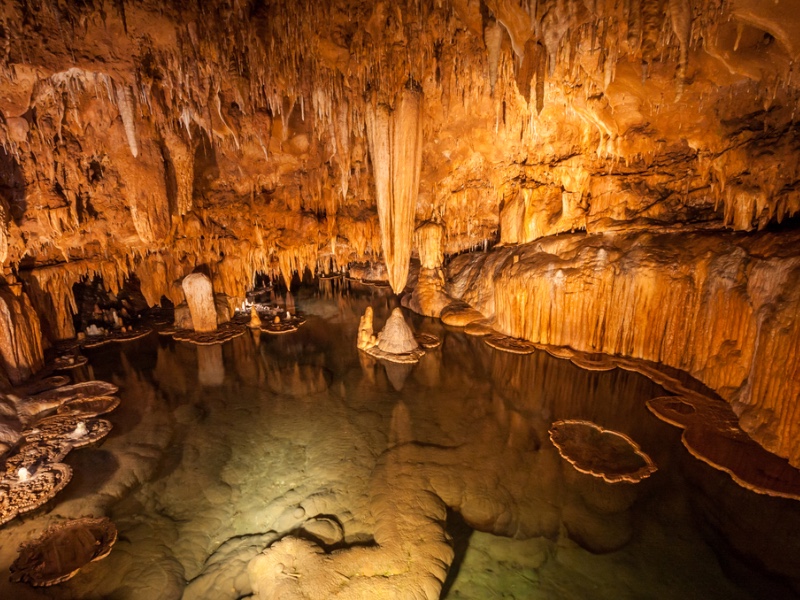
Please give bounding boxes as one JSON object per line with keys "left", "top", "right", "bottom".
{"left": 2, "top": 286, "right": 799, "bottom": 599}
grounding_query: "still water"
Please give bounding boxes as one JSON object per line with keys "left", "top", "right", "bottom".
{"left": 1, "top": 286, "right": 799, "bottom": 599}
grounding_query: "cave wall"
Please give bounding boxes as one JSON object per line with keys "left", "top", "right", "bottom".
{"left": 0, "top": 283, "right": 44, "bottom": 384}
{"left": 0, "top": 1, "right": 798, "bottom": 458}
{"left": 446, "top": 228, "right": 800, "bottom": 466}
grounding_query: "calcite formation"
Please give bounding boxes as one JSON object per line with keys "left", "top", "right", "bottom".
{"left": 365, "top": 87, "right": 424, "bottom": 294}
{"left": 403, "top": 222, "right": 452, "bottom": 317}
{"left": 447, "top": 228, "right": 800, "bottom": 467}
{"left": 0, "top": 0, "right": 797, "bottom": 466}
{"left": 361, "top": 307, "right": 426, "bottom": 364}
{"left": 0, "top": 286, "right": 44, "bottom": 385}
{"left": 9, "top": 517, "right": 118, "bottom": 586}
{"left": 548, "top": 419, "right": 658, "bottom": 483}
{"left": 376, "top": 308, "right": 420, "bottom": 355}
{"left": 182, "top": 273, "right": 218, "bottom": 333}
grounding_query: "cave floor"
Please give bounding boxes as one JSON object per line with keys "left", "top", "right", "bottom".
{"left": 1, "top": 285, "right": 798, "bottom": 599}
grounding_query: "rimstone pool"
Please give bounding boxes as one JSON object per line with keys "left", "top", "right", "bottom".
{"left": 1, "top": 287, "right": 799, "bottom": 599}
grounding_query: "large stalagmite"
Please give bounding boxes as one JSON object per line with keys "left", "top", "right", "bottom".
{"left": 182, "top": 273, "right": 218, "bottom": 333}
{"left": 366, "top": 87, "right": 424, "bottom": 295}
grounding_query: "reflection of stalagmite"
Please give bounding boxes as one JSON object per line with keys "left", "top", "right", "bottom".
{"left": 383, "top": 361, "right": 413, "bottom": 391}
{"left": 197, "top": 344, "right": 225, "bottom": 387}
{"left": 365, "top": 86, "right": 423, "bottom": 295}
{"left": 182, "top": 273, "right": 218, "bottom": 332}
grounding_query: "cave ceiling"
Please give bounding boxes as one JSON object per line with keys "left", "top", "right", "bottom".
{"left": 0, "top": 0, "right": 798, "bottom": 303}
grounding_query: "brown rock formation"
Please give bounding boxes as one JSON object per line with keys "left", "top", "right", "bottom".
{"left": 0, "top": 285, "right": 44, "bottom": 384}
{"left": 182, "top": 273, "right": 217, "bottom": 333}
{"left": 447, "top": 228, "right": 800, "bottom": 467}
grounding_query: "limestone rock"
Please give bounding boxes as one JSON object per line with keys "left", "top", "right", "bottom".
{"left": 376, "top": 308, "right": 419, "bottom": 355}
{"left": 0, "top": 286, "right": 45, "bottom": 384}
{"left": 0, "top": 0, "right": 799, "bottom": 481}
{"left": 300, "top": 517, "right": 344, "bottom": 546}
{"left": 356, "top": 306, "right": 376, "bottom": 350}
{"left": 448, "top": 228, "right": 800, "bottom": 468}
{"left": 182, "top": 273, "right": 217, "bottom": 333}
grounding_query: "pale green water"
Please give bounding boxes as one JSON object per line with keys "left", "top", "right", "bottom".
{"left": 1, "top": 285, "right": 798, "bottom": 599}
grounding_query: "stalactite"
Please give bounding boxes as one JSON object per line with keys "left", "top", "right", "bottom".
{"left": 21, "top": 267, "right": 78, "bottom": 341}
{"left": 415, "top": 221, "right": 444, "bottom": 270}
{"left": 334, "top": 101, "right": 351, "bottom": 204}
{"left": 485, "top": 20, "right": 504, "bottom": 94}
{"left": 366, "top": 85, "right": 423, "bottom": 294}
{"left": 387, "top": 86, "right": 424, "bottom": 293}
{"left": 516, "top": 40, "right": 537, "bottom": 105}
{"left": 533, "top": 40, "right": 547, "bottom": 114}
{"left": 0, "top": 202, "right": 8, "bottom": 265}
{"left": 163, "top": 129, "right": 194, "bottom": 216}
{"left": 669, "top": 0, "right": 692, "bottom": 99}
{"left": 640, "top": 0, "right": 663, "bottom": 72}
{"left": 627, "top": 0, "right": 643, "bottom": 52}
{"left": 115, "top": 82, "right": 138, "bottom": 158}
{"left": 276, "top": 244, "right": 318, "bottom": 289}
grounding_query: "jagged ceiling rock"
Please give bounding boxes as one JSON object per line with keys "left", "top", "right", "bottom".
{"left": 0, "top": 0, "right": 795, "bottom": 288}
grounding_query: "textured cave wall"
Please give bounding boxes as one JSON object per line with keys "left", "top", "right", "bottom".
{"left": 446, "top": 229, "right": 800, "bottom": 466}
{"left": 0, "top": 1, "right": 798, "bottom": 458}
{"left": 0, "top": 284, "right": 44, "bottom": 384}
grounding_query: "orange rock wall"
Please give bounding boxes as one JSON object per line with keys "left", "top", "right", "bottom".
{"left": 447, "top": 229, "right": 800, "bottom": 467}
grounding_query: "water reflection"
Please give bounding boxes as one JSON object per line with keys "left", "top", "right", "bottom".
{"left": 196, "top": 345, "right": 224, "bottom": 387}
{"left": 1, "top": 288, "right": 798, "bottom": 599}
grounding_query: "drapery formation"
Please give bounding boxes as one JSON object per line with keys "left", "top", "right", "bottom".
{"left": 365, "top": 86, "right": 424, "bottom": 295}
